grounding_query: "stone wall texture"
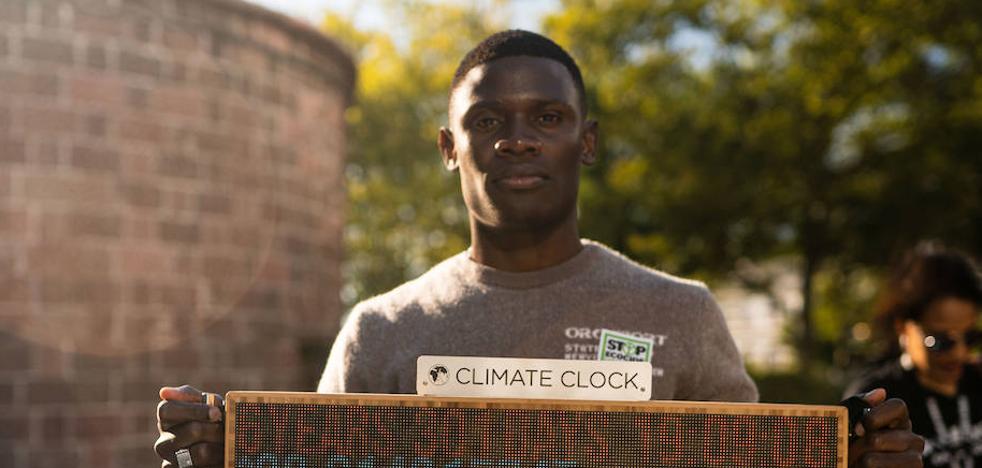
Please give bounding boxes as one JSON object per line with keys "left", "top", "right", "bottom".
{"left": 0, "top": 0, "right": 355, "bottom": 466}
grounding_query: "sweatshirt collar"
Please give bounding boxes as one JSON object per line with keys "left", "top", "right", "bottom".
{"left": 459, "top": 240, "right": 601, "bottom": 289}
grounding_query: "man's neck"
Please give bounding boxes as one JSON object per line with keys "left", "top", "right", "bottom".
{"left": 468, "top": 216, "right": 583, "bottom": 272}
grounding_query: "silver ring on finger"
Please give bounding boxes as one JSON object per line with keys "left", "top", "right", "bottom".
{"left": 201, "top": 392, "right": 223, "bottom": 410}
{"left": 176, "top": 448, "right": 193, "bottom": 468}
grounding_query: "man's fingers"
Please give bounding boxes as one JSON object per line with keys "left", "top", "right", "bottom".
{"left": 865, "top": 429, "right": 923, "bottom": 452}
{"left": 860, "top": 388, "right": 887, "bottom": 407}
{"left": 853, "top": 450, "right": 924, "bottom": 468}
{"left": 157, "top": 441, "right": 225, "bottom": 467}
{"left": 158, "top": 400, "right": 221, "bottom": 430}
{"left": 160, "top": 385, "right": 204, "bottom": 403}
{"left": 161, "top": 462, "right": 221, "bottom": 468}
{"left": 171, "top": 421, "right": 225, "bottom": 446}
{"left": 849, "top": 428, "right": 925, "bottom": 466}
{"left": 186, "top": 442, "right": 225, "bottom": 467}
{"left": 155, "top": 432, "right": 177, "bottom": 461}
{"left": 155, "top": 385, "right": 225, "bottom": 467}
{"left": 863, "top": 398, "right": 912, "bottom": 431}
{"left": 155, "top": 422, "right": 224, "bottom": 455}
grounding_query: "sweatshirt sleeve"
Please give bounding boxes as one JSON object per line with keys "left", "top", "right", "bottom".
{"left": 318, "top": 305, "right": 373, "bottom": 393}
{"left": 680, "top": 287, "right": 759, "bottom": 402}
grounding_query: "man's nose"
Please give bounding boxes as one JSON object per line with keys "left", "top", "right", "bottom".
{"left": 494, "top": 137, "right": 542, "bottom": 156}
{"left": 493, "top": 122, "right": 542, "bottom": 157}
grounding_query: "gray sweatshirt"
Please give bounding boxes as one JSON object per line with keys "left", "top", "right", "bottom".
{"left": 319, "top": 240, "right": 758, "bottom": 402}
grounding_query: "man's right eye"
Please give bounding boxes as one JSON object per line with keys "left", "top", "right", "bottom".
{"left": 473, "top": 117, "right": 500, "bottom": 130}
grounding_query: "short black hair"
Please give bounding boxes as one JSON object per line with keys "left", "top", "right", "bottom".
{"left": 450, "top": 30, "right": 587, "bottom": 113}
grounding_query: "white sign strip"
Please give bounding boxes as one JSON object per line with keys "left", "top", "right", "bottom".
{"left": 417, "top": 356, "right": 652, "bottom": 401}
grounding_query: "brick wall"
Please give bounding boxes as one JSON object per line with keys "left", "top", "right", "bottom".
{"left": 0, "top": 0, "right": 355, "bottom": 466}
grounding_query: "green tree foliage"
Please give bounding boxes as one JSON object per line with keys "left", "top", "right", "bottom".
{"left": 544, "top": 0, "right": 981, "bottom": 368}
{"left": 322, "top": 2, "right": 506, "bottom": 310}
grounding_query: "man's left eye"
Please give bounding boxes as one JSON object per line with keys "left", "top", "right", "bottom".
{"left": 538, "top": 113, "right": 561, "bottom": 125}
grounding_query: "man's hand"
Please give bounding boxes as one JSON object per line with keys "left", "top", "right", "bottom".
{"left": 155, "top": 385, "right": 225, "bottom": 468}
{"left": 848, "top": 388, "right": 925, "bottom": 467}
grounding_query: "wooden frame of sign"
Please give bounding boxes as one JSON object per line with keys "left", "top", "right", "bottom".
{"left": 225, "top": 391, "right": 848, "bottom": 468}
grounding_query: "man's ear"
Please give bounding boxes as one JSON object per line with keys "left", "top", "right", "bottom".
{"left": 438, "top": 127, "right": 458, "bottom": 171}
{"left": 580, "top": 119, "right": 599, "bottom": 166}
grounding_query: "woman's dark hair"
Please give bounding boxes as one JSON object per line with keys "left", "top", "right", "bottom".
{"left": 874, "top": 241, "right": 982, "bottom": 359}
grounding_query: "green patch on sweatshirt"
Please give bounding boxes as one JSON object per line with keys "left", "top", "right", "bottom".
{"left": 598, "top": 329, "right": 653, "bottom": 362}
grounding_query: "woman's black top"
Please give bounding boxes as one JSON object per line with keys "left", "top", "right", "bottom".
{"left": 847, "top": 362, "right": 982, "bottom": 468}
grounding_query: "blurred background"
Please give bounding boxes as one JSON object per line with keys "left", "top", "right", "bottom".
{"left": 0, "top": 0, "right": 979, "bottom": 467}
{"left": 313, "top": 0, "right": 981, "bottom": 397}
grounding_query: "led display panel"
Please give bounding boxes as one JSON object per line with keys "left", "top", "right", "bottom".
{"left": 226, "top": 392, "right": 847, "bottom": 468}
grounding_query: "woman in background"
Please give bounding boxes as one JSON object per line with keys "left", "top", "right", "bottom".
{"left": 847, "top": 242, "right": 982, "bottom": 468}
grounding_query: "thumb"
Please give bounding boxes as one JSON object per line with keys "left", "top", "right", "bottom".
{"left": 861, "top": 388, "right": 887, "bottom": 406}
{"left": 159, "top": 384, "right": 203, "bottom": 402}
{"left": 852, "top": 388, "right": 886, "bottom": 438}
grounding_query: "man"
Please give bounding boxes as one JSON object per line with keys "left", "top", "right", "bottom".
{"left": 156, "top": 30, "right": 923, "bottom": 467}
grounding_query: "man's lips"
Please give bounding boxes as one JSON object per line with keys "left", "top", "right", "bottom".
{"left": 496, "top": 174, "right": 547, "bottom": 189}
{"left": 492, "top": 168, "right": 549, "bottom": 190}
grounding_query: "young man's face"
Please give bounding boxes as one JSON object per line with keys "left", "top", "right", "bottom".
{"left": 440, "top": 56, "right": 597, "bottom": 233}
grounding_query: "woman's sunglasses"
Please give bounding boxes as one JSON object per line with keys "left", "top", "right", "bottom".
{"left": 920, "top": 328, "right": 982, "bottom": 353}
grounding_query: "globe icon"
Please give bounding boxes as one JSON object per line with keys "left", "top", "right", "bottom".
{"left": 428, "top": 365, "right": 449, "bottom": 385}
